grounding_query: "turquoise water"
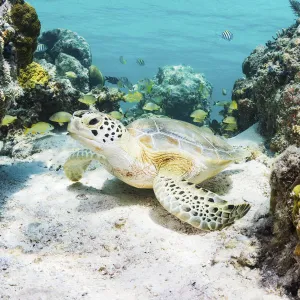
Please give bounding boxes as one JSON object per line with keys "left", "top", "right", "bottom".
{"left": 29, "top": 0, "right": 293, "bottom": 102}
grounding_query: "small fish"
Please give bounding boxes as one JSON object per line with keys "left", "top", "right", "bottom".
{"left": 24, "top": 122, "right": 54, "bottom": 135}
{"left": 1, "top": 115, "right": 17, "bottom": 126}
{"left": 190, "top": 109, "right": 208, "bottom": 122}
{"left": 49, "top": 111, "right": 72, "bottom": 126}
{"left": 193, "top": 117, "right": 206, "bottom": 123}
{"left": 143, "top": 79, "right": 153, "bottom": 94}
{"left": 78, "top": 94, "right": 97, "bottom": 105}
{"left": 117, "top": 80, "right": 124, "bottom": 88}
{"left": 105, "top": 76, "right": 120, "bottom": 84}
{"left": 109, "top": 111, "right": 124, "bottom": 120}
{"left": 136, "top": 58, "right": 145, "bottom": 66}
{"left": 222, "top": 88, "right": 227, "bottom": 96}
{"left": 214, "top": 101, "right": 231, "bottom": 107}
{"left": 223, "top": 123, "right": 237, "bottom": 132}
{"left": 65, "top": 71, "right": 77, "bottom": 79}
{"left": 223, "top": 116, "right": 237, "bottom": 124}
{"left": 124, "top": 91, "right": 143, "bottom": 103}
{"left": 228, "top": 100, "right": 238, "bottom": 113}
{"left": 221, "top": 30, "right": 233, "bottom": 41}
{"left": 198, "top": 83, "right": 210, "bottom": 99}
{"left": 119, "top": 77, "right": 133, "bottom": 90}
{"left": 143, "top": 102, "right": 160, "bottom": 111}
{"left": 119, "top": 56, "right": 127, "bottom": 64}
{"left": 35, "top": 43, "right": 48, "bottom": 53}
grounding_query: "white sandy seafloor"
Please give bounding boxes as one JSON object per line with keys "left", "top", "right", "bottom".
{"left": 0, "top": 124, "right": 288, "bottom": 300}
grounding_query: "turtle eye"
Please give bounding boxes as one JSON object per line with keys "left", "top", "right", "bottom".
{"left": 89, "top": 118, "right": 99, "bottom": 125}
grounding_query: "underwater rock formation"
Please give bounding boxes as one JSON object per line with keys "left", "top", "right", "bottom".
{"left": 55, "top": 53, "right": 89, "bottom": 92}
{"left": 38, "top": 29, "right": 92, "bottom": 68}
{"left": 125, "top": 65, "right": 212, "bottom": 123}
{"left": 232, "top": 19, "right": 300, "bottom": 152}
{"left": 152, "top": 65, "right": 211, "bottom": 122}
{"left": 260, "top": 146, "right": 300, "bottom": 297}
{"left": 35, "top": 28, "right": 94, "bottom": 94}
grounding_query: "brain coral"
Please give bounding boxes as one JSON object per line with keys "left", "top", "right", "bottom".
{"left": 18, "top": 62, "right": 49, "bottom": 89}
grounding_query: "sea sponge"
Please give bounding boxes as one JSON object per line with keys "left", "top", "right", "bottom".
{"left": 18, "top": 62, "right": 49, "bottom": 89}
{"left": 10, "top": 1, "right": 41, "bottom": 67}
{"left": 89, "top": 65, "right": 104, "bottom": 88}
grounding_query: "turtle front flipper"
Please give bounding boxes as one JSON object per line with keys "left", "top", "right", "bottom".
{"left": 153, "top": 169, "right": 250, "bottom": 231}
{"left": 64, "top": 149, "right": 108, "bottom": 181}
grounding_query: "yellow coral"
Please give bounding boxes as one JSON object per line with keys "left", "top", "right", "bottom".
{"left": 18, "top": 62, "right": 49, "bottom": 89}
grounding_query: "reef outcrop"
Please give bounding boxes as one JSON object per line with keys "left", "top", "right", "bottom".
{"left": 259, "top": 146, "right": 300, "bottom": 297}
{"left": 0, "top": 0, "right": 26, "bottom": 123}
{"left": 38, "top": 29, "right": 92, "bottom": 68}
{"left": 124, "top": 65, "right": 212, "bottom": 124}
{"left": 232, "top": 19, "right": 300, "bottom": 152}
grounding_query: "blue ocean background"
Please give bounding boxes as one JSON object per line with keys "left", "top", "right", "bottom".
{"left": 29, "top": 0, "right": 293, "bottom": 111}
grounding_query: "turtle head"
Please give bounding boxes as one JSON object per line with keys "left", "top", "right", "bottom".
{"left": 68, "top": 110, "right": 127, "bottom": 153}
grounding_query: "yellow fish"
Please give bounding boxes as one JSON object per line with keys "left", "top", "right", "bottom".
{"left": 109, "top": 111, "right": 124, "bottom": 120}
{"left": 223, "top": 116, "right": 237, "bottom": 124}
{"left": 190, "top": 109, "right": 208, "bottom": 122}
{"left": 143, "top": 102, "right": 160, "bottom": 111}
{"left": 49, "top": 112, "right": 72, "bottom": 126}
{"left": 193, "top": 118, "right": 206, "bottom": 123}
{"left": 65, "top": 71, "right": 77, "bottom": 79}
{"left": 223, "top": 123, "right": 238, "bottom": 131}
{"left": 228, "top": 100, "right": 238, "bottom": 113}
{"left": 78, "top": 94, "right": 97, "bottom": 105}
{"left": 199, "top": 83, "right": 210, "bottom": 99}
{"left": 124, "top": 91, "right": 143, "bottom": 103}
{"left": 1, "top": 115, "right": 17, "bottom": 126}
{"left": 24, "top": 122, "right": 54, "bottom": 135}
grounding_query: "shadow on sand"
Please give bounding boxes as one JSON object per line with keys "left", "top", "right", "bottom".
{"left": 67, "top": 167, "right": 239, "bottom": 234}
{"left": 0, "top": 160, "right": 46, "bottom": 215}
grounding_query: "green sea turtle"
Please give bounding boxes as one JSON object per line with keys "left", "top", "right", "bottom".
{"left": 64, "top": 110, "right": 250, "bottom": 230}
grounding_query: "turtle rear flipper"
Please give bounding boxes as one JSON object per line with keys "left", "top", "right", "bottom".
{"left": 64, "top": 149, "right": 108, "bottom": 181}
{"left": 153, "top": 168, "right": 250, "bottom": 231}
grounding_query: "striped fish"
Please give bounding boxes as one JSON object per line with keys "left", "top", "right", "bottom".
{"left": 136, "top": 58, "right": 145, "bottom": 66}
{"left": 221, "top": 30, "right": 233, "bottom": 41}
{"left": 35, "top": 43, "right": 48, "bottom": 53}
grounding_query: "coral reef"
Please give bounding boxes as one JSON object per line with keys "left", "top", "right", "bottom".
{"left": 232, "top": 19, "right": 300, "bottom": 152}
{"left": 259, "top": 146, "right": 300, "bottom": 297}
{"left": 18, "top": 62, "right": 49, "bottom": 89}
{"left": 93, "top": 86, "right": 124, "bottom": 113}
{"left": 10, "top": 0, "right": 41, "bottom": 68}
